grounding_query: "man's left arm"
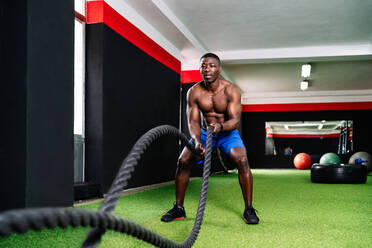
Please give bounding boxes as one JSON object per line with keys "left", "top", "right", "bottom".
{"left": 211, "top": 85, "right": 241, "bottom": 133}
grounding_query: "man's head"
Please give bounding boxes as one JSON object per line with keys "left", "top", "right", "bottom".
{"left": 200, "top": 53, "right": 221, "bottom": 66}
{"left": 200, "top": 53, "right": 221, "bottom": 84}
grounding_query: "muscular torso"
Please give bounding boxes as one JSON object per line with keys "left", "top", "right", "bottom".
{"left": 195, "top": 81, "right": 230, "bottom": 129}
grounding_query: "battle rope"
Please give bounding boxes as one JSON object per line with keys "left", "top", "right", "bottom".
{"left": 0, "top": 125, "right": 213, "bottom": 248}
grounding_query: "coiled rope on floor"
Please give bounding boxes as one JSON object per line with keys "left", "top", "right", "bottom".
{"left": 0, "top": 125, "right": 213, "bottom": 248}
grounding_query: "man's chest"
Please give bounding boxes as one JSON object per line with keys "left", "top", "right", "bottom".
{"left": 198, "top": 94, "right": 228, "bottom": 113}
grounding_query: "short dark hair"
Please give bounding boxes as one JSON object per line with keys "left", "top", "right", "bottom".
{"left": 200, "top": 53, "right": 220, "bottom": 65}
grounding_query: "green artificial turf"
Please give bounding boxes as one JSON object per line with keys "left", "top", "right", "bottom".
{"left": 1, "top": 169, "right": 371, "bottom": 247}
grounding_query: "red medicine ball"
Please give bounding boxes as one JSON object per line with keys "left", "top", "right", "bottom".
{"left": 293, "top": 153, "right": 312, "bottom": 170}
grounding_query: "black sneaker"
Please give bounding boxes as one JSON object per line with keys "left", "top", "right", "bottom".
{"left": 161, "top": 204, "right": 186, "bottom": 222}
{"left": 243, "top": 206, "right": 259, "bottom": 224}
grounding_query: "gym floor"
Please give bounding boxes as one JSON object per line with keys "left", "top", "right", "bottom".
{"left": 1, "top": 169, "right": 370, "bottom": 248}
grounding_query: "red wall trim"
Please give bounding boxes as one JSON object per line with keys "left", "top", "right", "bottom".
{"left": 268, "top": 133, "right": 340, "bottom": 138}
{"left": 86, "top": 0, "right": 181, "bottom": 74}
{"left": 181, "top": 70, "right": 202, "bottom": 83}
{"left": 242, "top": 101, "right": 372, "bottom": 112}
{"left": 86, "top": 0, "right": 104, "bottom": 23}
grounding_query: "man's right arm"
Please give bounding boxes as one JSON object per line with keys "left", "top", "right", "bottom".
{"left": 186, "top": 87, "right": 203, "bottom": 151}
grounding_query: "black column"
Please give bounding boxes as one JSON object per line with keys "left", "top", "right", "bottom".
{"left": 0, "top": 0, "right": 74, "bottom": 211}
{"left": 85, "top": 24, "right": 104, "bottom": 189}
{"left": 0, "top": 0, "right": 28, "bottom": 210}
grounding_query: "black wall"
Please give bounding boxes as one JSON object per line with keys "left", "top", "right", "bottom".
{"left": 0, "top": 0, "right": 28, "bottom": 210}
{"left": 86, "top": 24, "right": 180, "bottom": 193}
{"left": 242, "top": 110, "right": 372, "bottom": 168}
{"left": 0, "top": 0, "right": 74, "bottom": 210}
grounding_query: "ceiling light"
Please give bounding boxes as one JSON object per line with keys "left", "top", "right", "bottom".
{"left": 300, "top": 80, "right": 308, "bottom": 91}
{"left": 301, "top": 64, "right": 311, "bottom": 78}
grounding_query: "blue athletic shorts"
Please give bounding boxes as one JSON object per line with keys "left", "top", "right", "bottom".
{"left": 189, "top": 129, "right": 246, "bottom": 164}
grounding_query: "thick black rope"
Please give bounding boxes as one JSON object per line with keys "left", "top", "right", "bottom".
{"left": 82, "top": 125, "right": 213, "bottom": 247}
{"left": 0, "top": 125, "right": 213, "bottom": 248}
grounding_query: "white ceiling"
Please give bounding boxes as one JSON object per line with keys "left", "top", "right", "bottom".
{"left": 162, "top": 0, "right": 372, "bottom": 51}
{"left": 122, "top": 0, "right": 372, "bottom": 94}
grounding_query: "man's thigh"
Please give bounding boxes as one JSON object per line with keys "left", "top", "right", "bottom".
{"left": 218, "top": 130, "right": 246, "bottom": 156}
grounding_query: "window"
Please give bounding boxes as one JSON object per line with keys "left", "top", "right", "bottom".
{"left": 74, "top": 1, "right": 86, "bottom": 183}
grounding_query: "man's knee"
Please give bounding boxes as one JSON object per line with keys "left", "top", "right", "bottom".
{"left": 237, "top": 154, "right": 248, "bottom": 164}
{"left": 229, "top": 147, "right": 248, "bottom": 163}
{"left": 178, "top": 156, "right": 190, "bottom": 167}
{"left": 229, "top": 149, "right": 248, "bottom": 164}
{"left": 229, "top": 151, "right": 250, "bottom": 172}
{"left": 235, "top": 155, "right": 249, "bottom": 168}
{"left": 178, "top": 152, "right": 198, "bottom": 169}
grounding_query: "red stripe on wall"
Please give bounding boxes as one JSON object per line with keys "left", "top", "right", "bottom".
{"left": 86, "top": 0, "right": 181, "bottom": 74}
{"left": 242, "top": 102, "right": 372, "bottom": 112}
{"left": 181, "top": 70, "right": 203, "bottom": 83}
{"left": 269, "top": 133, "right": 340, "bottom": 138}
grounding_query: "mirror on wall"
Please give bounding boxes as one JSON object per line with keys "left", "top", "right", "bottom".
{"left": 265, "top": 120, "right": 353, "bottom": 156}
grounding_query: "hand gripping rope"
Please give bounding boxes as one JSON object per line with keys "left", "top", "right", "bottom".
{"left": 0, "top": 125, "right": 214, "bottom": 248}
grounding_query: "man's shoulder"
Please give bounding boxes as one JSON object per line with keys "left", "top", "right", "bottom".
{"left": 222, "top": 79, "right": 239, "bottom": 94}
{"left": 188, "top": 81, "right": 204, "bottom": 93}
{"left": 194, "top": 81, "right": 205, "bottom": 89}
{"left": 186, "top": 81, "right": 204, "bottom": 100}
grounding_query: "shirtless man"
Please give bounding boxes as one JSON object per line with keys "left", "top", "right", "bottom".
{"left": 161, "top": 53, "right": 259, "bottom": 224}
